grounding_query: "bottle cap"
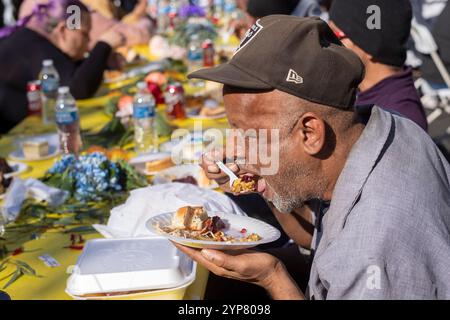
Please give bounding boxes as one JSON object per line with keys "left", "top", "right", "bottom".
{"left": 43, "top": 59, "right": 54, "bottom": 67}
{"left": 58, "top": 86, "right": 70, "bottom": 94}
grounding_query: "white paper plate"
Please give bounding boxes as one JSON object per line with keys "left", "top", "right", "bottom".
{"left": 4, "top": 161, "right": 28, "bottom": 178}
{"left": 187, "top": 113, "right": 226, "bottom": 120}
{"left": 128, "top": 152, "right": 173, "bottom": 175}
{"left": 146, "top": 211, "right": 281, "bottom": 250}
{"left": 8, "top": 133, "right": 60, "bottom": 161}
{"left": 9, "top": 145, "right": 60, "bottom": 161}
{"left": 104, "top": 61, "right": 167, "bottom": 84}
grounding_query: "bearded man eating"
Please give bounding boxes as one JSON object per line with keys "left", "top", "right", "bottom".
{"left": 174, "top": 16, "right": 450, "bottom": 300}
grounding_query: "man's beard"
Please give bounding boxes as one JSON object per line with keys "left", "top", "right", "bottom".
{"left": 266, "top": 162, "right": 324, "bottom": 213}
{"left": 271, "top": 191, "right": 307, "bottom": 213}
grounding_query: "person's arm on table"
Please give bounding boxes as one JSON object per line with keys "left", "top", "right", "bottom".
{"left": 68, "top": 29, "right": 125, "bottom": 99}
{"left": 173, "top": 243, "right": 305, "bottom": 300}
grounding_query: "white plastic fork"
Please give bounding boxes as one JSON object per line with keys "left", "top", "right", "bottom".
{"left": 215, "top": 161, "right": 239, "bottom": 188}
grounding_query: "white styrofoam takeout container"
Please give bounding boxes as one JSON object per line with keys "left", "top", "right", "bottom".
{"left": 65, "top": 237, "right": 196, "bottom": 299}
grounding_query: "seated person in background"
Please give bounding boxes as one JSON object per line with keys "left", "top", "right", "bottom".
{"left": 19, "top": 0, "right": 153, "bottom": 51}
{"left": 328, "top": 0, "right": 428, "bottom": 131}
{"left": 81, "top": 0, "right": 152, "bottom": 50}
{"left": 0, "top": 0, "right": 124, "bottom": 133}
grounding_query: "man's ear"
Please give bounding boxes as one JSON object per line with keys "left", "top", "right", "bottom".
{"left": 296, "top": 112, "right": 326, "bottom": 156}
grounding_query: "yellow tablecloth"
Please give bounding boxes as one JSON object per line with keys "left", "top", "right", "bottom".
{"left": 0, "top": 88, "right": 229, "bottom": 300}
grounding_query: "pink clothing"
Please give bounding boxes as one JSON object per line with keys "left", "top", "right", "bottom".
{"left": 19, "top": 0, "right": 152, "bottom": 50}
{"left": 89, "top": 11, "right": 152, "bottom": 49}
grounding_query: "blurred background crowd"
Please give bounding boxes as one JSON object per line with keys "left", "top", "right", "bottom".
{"left": 0, "top": 0, "right": 449, "bottom": 159}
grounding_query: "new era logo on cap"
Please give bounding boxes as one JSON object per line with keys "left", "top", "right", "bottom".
{"left": 286, "top": 69, "right": 303, "bottom": 84}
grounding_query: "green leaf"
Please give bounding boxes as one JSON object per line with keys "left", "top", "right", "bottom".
{"left": 62, "top": 226, "right": 96, "bottom": 234}
{"left": 3, "top": 269, "right": 23, "bottom": 289}
{"left": 13, "top": 261, "right": 36, "bottom": 276}
{"left": 0, "top": 270, "right": 15, "bottom": 283}
{"left": 59, "top": 169, "right": 75, "bottom": 193}
{"left": 83, "top": 117, "right": 127, "bottom": 149}
{"left": 0, "top": 245, "right": 7, "bottom": 261}
{"left": 117, "top": 160, "right": 148, "bottom": 190}
{"left": 0, "top": 259, "right": 9, "bottom": 272}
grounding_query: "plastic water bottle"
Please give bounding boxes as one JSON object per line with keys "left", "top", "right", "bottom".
{"left": 187, "top": 34, "right": 205, "bottom": 87}
{"left": 213, "top": 0, "right": 225, "bottom": 18}
{"left": 224, "top": 0, "right": 236, "bottom": 15}
{"left": 133, "top": 82, "right": 157, "bottom": 154}
{"left": 55, "top": 87, "right": 82, "bottom": 155}
{"left": 188, "top": 34, "right": 204, "bottom": 71}
{"left": 39, "top": 59, "right": 60, "bottom": 125}
{"left": 157, "top": 0, "right": 171, "bottom": 33}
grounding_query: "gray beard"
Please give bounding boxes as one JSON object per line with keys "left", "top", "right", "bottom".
{"left": 271, "top": 191, "right": 306, "bottom": 214}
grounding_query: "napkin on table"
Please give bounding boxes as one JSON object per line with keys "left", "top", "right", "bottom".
{"left": 93, "top": 183, "right": 246, "bottom": 238}
{"left": 1, "top": 178, "right": 69, "bottom": 223}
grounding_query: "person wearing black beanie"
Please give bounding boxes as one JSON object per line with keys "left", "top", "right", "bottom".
{"left": 247, "top": 0, "right": 300, "bottom": 18}
{"left": 329, "top": 0, "right": 428, "bottom": 131}
{"left": 247, "top": 0, "right": 322, "bottom": 20}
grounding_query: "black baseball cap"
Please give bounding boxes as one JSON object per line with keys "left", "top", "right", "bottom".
{"left": 329, "top": 0, "right": 412, "bottom": 67}
{"left": 188, "top": 15, "right": 365, "bottom": 109}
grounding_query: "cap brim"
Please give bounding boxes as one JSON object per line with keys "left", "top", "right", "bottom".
{"left": 187, "top": 63, "right": 272, "bottom": 90}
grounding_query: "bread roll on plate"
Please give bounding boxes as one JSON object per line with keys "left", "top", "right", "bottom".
{"left": 172, "top": 206, "right": 208, "bottom": 231}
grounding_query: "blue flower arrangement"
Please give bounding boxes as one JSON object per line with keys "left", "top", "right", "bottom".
{"left": 44, "top": 152, "right": 147, "bottom": 202}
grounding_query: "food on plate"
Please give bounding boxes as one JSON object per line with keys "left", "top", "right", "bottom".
{"left": 199, "top": 105, "right": 226, "bottom": 118}
{"left": 173, "top": 206, "right": 209, "bottom": 231}
{"left": 185, "top": 95, "right": 225, "bottom": 118}
{"left": 116, "top": 95, "right": 134, "bottom": 119}
{"left": 231, "top": 176, "right": 257, "bottom": 194}
{"left": 116, "top": 47, "right": 142, "bottom": 64}
{"left": 0, "top": 158, "right": 13, "bottom": 195}
{"left": 157, "top": 167, "right": 215, "bottom": 188}
{"left": 22, "top": 139, "right": 49, "bottom": 159}
{"left": 85, "top": 145, "right": 108, "bottom": 155}
{"left": 185, "top": 95, "right": 205, "bottom": 109}
{"left": 172, "top": 175, "right": 197, "bottom": 185}
{"left": 107, "top": 148, "right": 131, "bottom": 162}
{"left": 0, "top": 158, "right": 13, "bottom": 175}
{"left": 85, "top": 146, "right": 130, "bottom": 162}
{"left": 104, "top": 70, "right": 123, "bottom": 82}
{"left": 145, "top": 71, "right": 168, "bottom": 87}
{"left": 145, "top": 156, "right": 174, "bottom": 173}
{"left": 156, "top": 206, "right": 262, "bottom": 243}
{"left": 198, "top": 168, "right": 215, "bottom": 188}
